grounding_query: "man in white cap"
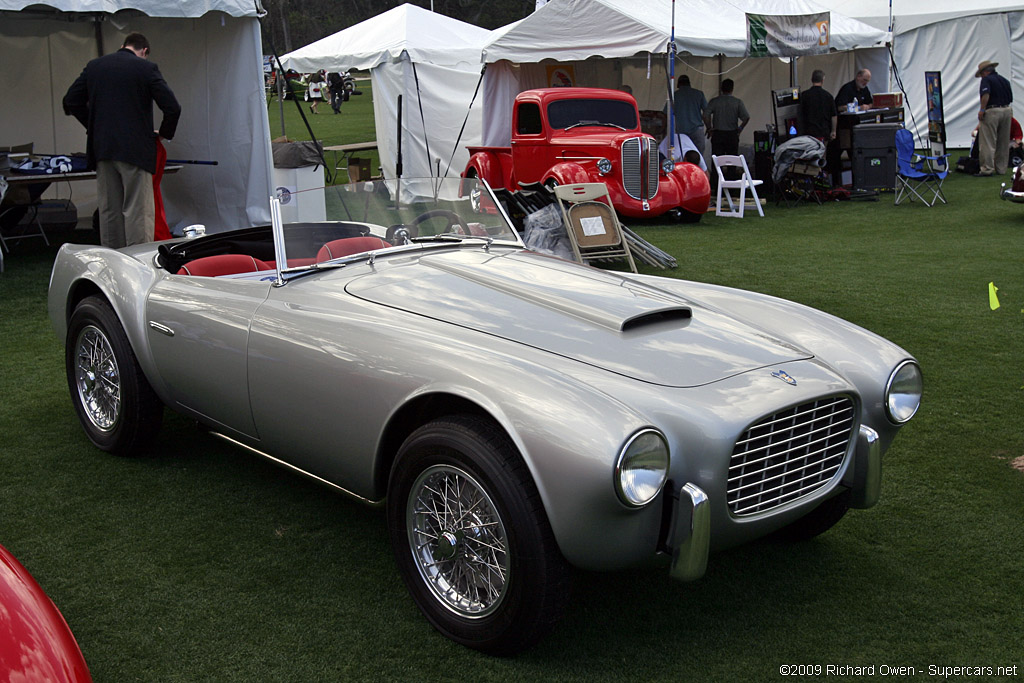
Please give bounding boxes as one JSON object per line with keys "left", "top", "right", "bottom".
{"left": 975, "top": 60, "right": 1013, "bottom": 176}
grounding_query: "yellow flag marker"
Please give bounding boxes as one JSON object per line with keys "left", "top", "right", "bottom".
{"left": 989, "top": 282, "right": 1000, "bottom": 310}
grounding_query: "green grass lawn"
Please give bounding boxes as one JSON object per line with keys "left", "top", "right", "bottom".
{"left": 1, "top": 114, "right": 1022, "bottom": 679}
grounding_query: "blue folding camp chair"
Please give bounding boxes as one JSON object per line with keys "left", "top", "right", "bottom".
{"left": 894, "top": 128, "right": 950, "bottom": 206}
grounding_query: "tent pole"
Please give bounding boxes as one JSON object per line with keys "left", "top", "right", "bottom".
{"left": 667, "top": 0, "right": 676, "bottom": 161}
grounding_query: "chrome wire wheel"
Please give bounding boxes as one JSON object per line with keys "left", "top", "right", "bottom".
{"left": 407, "top": 464, "right": 510, "bottom": 618}
{"left": 74, "top": 324, "right": 121, "bottom": 432}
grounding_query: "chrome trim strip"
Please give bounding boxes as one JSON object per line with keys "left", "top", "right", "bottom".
{"left": 669, "top": 483, "right": 710, "bottom": 582}
{"left": 147, "top": 321, "right": 174, "bottom": 337}
{"left": 209, "top": 431, "right": 384, "bottom": 507}
{"left": 845, "top": 425, "right": 882, "bottom": 509}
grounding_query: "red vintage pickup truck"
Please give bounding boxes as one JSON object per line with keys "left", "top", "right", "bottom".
{"left": 463, "top": 87, "right": 710, "bottom": 220}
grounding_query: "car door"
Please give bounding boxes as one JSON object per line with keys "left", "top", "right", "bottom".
{"left": 145, "top": 275, "right": 272, "bottom": 438}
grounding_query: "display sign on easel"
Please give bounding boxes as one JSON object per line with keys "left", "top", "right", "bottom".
{"left": 925, "top": 71, "right": 946, "bottom": 156}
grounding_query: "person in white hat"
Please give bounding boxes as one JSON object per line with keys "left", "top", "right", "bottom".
{"left": 975, "top": 60, "right": 1014, "bottom": 176}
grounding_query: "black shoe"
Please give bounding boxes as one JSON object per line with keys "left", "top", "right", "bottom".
{"left": 973, "top": 172, "right": 993, "bottom": 177}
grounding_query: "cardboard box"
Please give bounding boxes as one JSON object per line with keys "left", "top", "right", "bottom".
{"left": 348, "top": 157, "right": 371, "bottom": 182}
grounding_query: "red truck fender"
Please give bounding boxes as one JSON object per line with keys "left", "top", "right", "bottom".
{"left": 665, "top": 162, "right": 712, "bottom": 217}
{"left": 544, "top": 162, "right": 594, "bottom": 188}
{"left": 463, "top": 150, "right": 508, "bottom": 188}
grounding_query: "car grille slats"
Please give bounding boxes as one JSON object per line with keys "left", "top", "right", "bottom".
{"left": 621, "top": 137, "right": 659, "bottom": 200}
{"left": 727, "top": 396, "right": 855, "bottom": 516}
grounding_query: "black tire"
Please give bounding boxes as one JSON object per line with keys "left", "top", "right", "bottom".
{"left": 387, "top": 415, "right": 570, "bottom": 655}
{"left": 771, "top": 490, "right": 851, "bottom": 542}
{"left": 66, "top": 296, "right": 163, "bottom": 455}
{"left": 675, "top": 208, "right": 703, "bottom": 224}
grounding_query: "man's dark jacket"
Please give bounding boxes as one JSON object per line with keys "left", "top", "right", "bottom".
{"left": 63, "top": 48, "right": 181, "bottom": 174}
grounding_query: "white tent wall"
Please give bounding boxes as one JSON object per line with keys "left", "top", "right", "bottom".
{"left": 370, "top": 60, "right": 484, "bottom": 183}
{"left": 482, "top": 48, "right": 890, "bottom": 150}
{"left": 0, "top": 7, "right": 272, "bottom": 233}
{"left": 891, "top": 14, "right": 1017, "bottom": 148}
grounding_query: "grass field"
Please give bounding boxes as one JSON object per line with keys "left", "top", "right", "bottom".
{"left": 1, "top": 100, "right": 1023, "bottom": 681}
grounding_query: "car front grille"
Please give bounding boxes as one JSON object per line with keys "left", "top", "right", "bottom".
{"left": 727, "top": 396, "right": 856, "bottom": 516}
{"left": 621, "top": 137, "right": 659, "bottom": 200}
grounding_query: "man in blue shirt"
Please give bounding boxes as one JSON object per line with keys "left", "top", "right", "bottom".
{"left": 976, "top": 60, "right": 1014, "bottom": 176}
{"left": 672, "top": 75, "right": 709, "bottom": 157}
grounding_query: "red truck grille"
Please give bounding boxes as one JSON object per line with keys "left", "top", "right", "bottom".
{"left": 621, "top": 137, "right": 659, "bottom": 201}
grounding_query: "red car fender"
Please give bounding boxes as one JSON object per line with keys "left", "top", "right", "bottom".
{"left": 0, "top": 544, "right": 91, "bottom": 682}
{"left": 544, "top": 162, "right": 594, "bottom": 187}
{"left": 666, "top": 162, "right": 712, "bottom": 216}
{"left": 463, "top": 151, "right": 509, "bottom": 189}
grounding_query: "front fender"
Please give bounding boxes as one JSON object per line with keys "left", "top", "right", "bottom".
{"left": 665, "top": 162, "right": 712, "bottom": 215}
{"left": 545, "top": 162, "right": 594, "bottom": 186}
{"left": 48, "top": 243, "right": 172, "bottom": 403}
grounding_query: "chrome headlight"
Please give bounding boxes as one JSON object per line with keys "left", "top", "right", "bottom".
{"left": 596, "top": 158, "right": 613, "bottom": 175}
{"left": 885, "top": 360, "right": 923, "bottom": 423}
{"left": 661, "top": 158, "right": 676, "bottom": 174}
{"left": 615, "top": 429, "right": 670, "bottom": 507}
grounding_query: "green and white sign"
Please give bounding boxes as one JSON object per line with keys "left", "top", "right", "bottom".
{"left": 747, "top": 13, "right": 830, "bottom": 57}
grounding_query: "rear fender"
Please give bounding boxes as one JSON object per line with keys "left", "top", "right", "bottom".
{"left": 464, "top": 151, "right": 509, "bottom": 189}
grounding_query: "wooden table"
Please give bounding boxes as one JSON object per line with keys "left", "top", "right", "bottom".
{"left": 323, "top": 142, "right": 377, "bottom": 180}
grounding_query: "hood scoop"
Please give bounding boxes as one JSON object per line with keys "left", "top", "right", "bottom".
{"left": 621, "top": 307, "right": 692, "bottom": 333}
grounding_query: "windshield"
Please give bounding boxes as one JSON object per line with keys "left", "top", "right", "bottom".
{"left": 547, "top": 99, "right": 638, "bottom": 131}
{"left": 160, "top": 177, "right": 523, "bottom": 278}
{"left": 275, "top": 176, "right": 522, "bottom": 267}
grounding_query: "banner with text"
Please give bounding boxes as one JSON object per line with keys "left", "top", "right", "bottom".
{"left": 746, "top": 13, "right": 830, "bottom": 57}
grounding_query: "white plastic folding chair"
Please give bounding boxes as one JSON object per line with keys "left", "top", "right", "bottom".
{"left": 712, "top": 154, "right": 764, "bottom": 218}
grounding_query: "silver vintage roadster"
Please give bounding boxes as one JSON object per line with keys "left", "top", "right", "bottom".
{"left": 48, "top": 177, "right": 921, "bottom": 655}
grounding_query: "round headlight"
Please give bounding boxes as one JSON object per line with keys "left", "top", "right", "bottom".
{"left": 596, "top": 158, "right": 613, "bottom": 175}
{"left": 885, "top": 360, "right": 923, "bottom": 423}
{"left": 661, "top": 158, "right": 676, "bottom": 174}
{"left": 615, "top": 429, "right": 670, "bottom": 507}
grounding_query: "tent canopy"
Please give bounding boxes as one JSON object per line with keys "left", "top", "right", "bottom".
{"left": 279, "top": 5, "right": 493, "bottom": 186}
{"left": 814, "top": 0, "right": 1024, "bottom": 34}
{"left": 0, "top": 0, "right": 260, "bottom": 18}
{"left": 280, "top": 3, "right": 491, "bottom": 73}
{"left": 483, "top": 0, "right": 889, "bottom": 63}
{"left": 0, "top": 0, "right": 273, "bottom": 232}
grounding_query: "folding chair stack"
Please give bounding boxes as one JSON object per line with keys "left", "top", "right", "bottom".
{"left": 894, "top": 128, "right": 949, "bottom": 206}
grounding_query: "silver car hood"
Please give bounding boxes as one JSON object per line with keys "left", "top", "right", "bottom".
{"left": 345, "top": 249, "right": 810, "bottom": 387}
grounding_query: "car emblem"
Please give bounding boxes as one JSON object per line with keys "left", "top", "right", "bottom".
{"left": 771, "top": 370, "right": 797, "bottom": 386}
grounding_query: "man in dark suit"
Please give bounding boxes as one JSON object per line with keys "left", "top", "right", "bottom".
{"left": 63, "top": 33, "right": 181, "bottom": 248}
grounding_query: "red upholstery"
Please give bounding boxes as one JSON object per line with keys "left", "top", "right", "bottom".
{"left": 316, "top": 236, "right": 390, "bottom": 263}
{"left": 264, "top": 257, "right": 319, "bottom": 270}
{"left": 177, "top": 254, "right": 272, "bottom": 277}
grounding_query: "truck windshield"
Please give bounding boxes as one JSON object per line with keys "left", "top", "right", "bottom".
{"left": 547, "top": 99, "right": 638, "bottom": 131}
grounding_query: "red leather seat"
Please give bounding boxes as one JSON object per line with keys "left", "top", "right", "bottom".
{"left": 316, "top": 236, "right": 390, "bottom": 263}
{"left": 177, "top": 254, "right": 272, "bottom": 277}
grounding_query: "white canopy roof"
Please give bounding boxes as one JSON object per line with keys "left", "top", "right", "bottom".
{"left": 280, "top": 3, "right": 492, "bottom": 73}
{"left": 0, "top": 0, "right": 261, "bottom": 17}
{"left": 483, "top": 0, "right": 889, "bottom": 63}
{"left": 813, "top": 0, "right": 1024, "bottom": 34}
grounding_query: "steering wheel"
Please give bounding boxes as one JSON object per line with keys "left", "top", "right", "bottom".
{"left": 386, "top": 223, "right": 418, "bottom": 245}
{"left": 410, "top": 209, "right": 469, "bottom": 235}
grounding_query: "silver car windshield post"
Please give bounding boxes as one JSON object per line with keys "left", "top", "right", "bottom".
{"left": 270, "top": 195, "right": 288, "bottom": 287}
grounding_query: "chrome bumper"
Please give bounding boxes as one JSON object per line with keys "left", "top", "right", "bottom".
{"left": 842, "top": 425, "right": 882, "bottom": 509}
{"left": 666, "top": 483, "right": 710, "bottom": 582}
{"left": 1000, "top": 183, "right": 1024, "bottom": 202}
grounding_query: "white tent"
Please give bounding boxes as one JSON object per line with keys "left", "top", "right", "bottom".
{"left": 480, "top": 0, "right": 891, "bottom": 149}
{"left": 280, "top": 4, "right": 492, "bottom": 184}
{"left": 0, "top": 0, "right": 273, "bottom": 232}
{"left": 815, "top": 0, "right": 1024, "bottom": 148}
